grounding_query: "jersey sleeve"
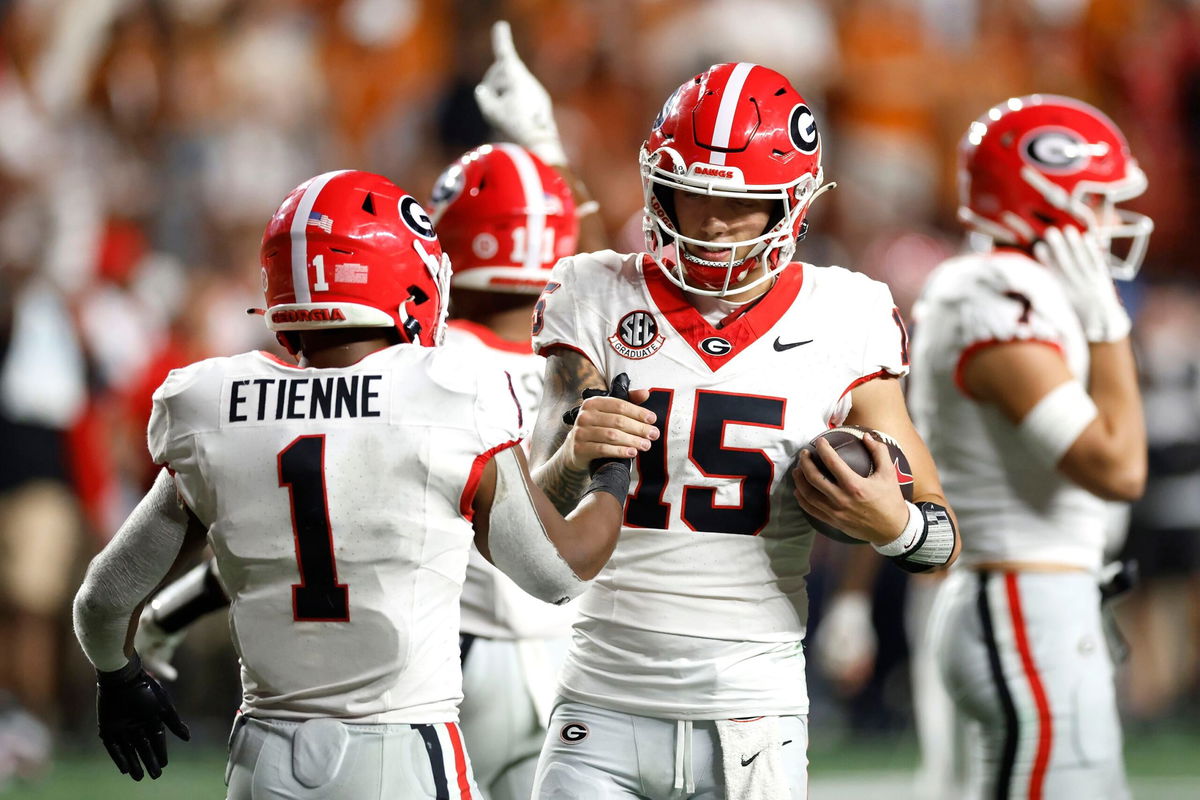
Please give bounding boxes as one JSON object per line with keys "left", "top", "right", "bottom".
{"left": 531, "top": 256, "right": 591, "bottom": 361}
{"left": 455, "top": 364, "right": 526, "bottom": 520}
{"left": 146, "top": 363, "right": 209, "bottom": 517}
{"left": 474, "top": 366, "right": 526, "bottom": 452}
{"left": 955, "top": 260, "right": 1067, "bottom": 350}
{"left": 860, "top": 279, "right": 911, "bottom": 380}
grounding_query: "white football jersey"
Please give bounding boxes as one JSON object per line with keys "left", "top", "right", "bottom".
{"left": 445, "top": 320, "right": 577, "bottom": 640}
{"left": 148, "top": 345, "right": 522, "bottom": 723}
{"left": 531, "top": 251, "right": 909, "bottom": 718}
{"left": 908, "top": 250, "right": 1106, "bottom": 571}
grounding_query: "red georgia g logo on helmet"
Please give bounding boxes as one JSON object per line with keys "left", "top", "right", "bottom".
{"left": 789, "top": 104, "right": 819, "bottom": 154}
{"left": 1019, "top": 127, "right": 1108, "bottom": 174}
{"left": 399, "top": 195, "right": 437, "bottom": 240}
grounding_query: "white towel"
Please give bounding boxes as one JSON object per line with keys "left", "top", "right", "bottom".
{"left": 715, "top": 717, "right": 791, "bottom": 800}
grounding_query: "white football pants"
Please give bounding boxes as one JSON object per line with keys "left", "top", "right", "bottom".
{"left": 931, "top": 569, "right": 1130, "bottom": 799}
{"left": 906, "top": 574, "right": 970, "bottom": 799}
{"left": 532, "top": 700, "right": 809, "bottom": 799}
{"left": 459, "top": 636, "right": 568, "bottom": 800}
{"left": 225, "top": 716, "right": 480, "bottom": 799}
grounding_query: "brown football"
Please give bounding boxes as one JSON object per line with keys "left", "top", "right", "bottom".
{"left": 796, "top": 425, "right": 914, "bottom": 543}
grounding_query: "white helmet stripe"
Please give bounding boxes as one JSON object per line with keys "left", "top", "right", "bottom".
{"left": 708, "top": 62, "right": 756, "bottom": 167}
{"left": 496, "top": 143, "right": 546, "bottom": 272}
{"left": 290, "top": 170, "right": 351, "bottom": 303}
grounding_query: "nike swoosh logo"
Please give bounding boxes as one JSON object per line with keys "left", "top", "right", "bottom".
{"left": 773, "top": 337, "right": 813, "bottom": 352}
{"left": 741, "top": 752, "right": 761, "bottom": 767}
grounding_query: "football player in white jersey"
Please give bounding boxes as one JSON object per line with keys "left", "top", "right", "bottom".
{"left": 526, "top": 63, "right": 959, "bottom": 799}
{"left": 431, "top": 139, "right": 598, "bottom": 800}
{"left": 910, "top": 95, "right": 1152, "bottom": 799}
{"left": 72, "top": 169, "right": 636, "bottom": 797}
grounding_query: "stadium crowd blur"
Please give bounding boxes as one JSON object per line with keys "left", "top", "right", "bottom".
{"left": 2, "top": 0, "right": 1198, "bottom": 788}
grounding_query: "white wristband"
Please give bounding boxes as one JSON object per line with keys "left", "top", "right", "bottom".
{"left": 873, "top": 501, "right": 924, "bottom": 557}
{"left": 1016, "top": 380, "right": 1098, "bottom": 468}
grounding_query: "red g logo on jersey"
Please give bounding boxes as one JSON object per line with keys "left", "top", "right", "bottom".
{"left": 608, "top": 310, "right": 665, "bottom": 360}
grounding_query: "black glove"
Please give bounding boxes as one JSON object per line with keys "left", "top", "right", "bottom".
{"left": 561, "top": 373, "right": 632, "bottom": 425}
{"left": 96, "top": 651, "right": 191, "bottom": 781}
{"left": 560, "top": 373, "right": 634, "bottom": 476}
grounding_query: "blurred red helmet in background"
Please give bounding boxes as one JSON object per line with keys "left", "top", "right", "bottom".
{"left": 429, "top": 144, "right": 577, "bottom": 295}
{"left": 959, "top": 94, "right": 1152, "bottom": 278}
{"left": 640, "top": 62, "right": 829, "bottom": 296}
{"left": 260, "top": 170, "right": 451, "bottom": 352}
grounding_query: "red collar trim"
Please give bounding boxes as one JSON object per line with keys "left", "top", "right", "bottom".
{"left": 641, "top": 257, "right": 805, "bottom": 371}
{"left": 448, "top": 319, "right": 534, "bottom": 354}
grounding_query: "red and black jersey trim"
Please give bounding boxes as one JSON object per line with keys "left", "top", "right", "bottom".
{"left": 954, "top": 338, "right": 1064, "bottom": 399}
{"left": 460, "top": 439, "right": 522, "bottom": 520}
{"left": 504, "top": 371, "right": 523, "bottom": 430}
{"left": 641, "top": 256, "right": 805, "bottom": 371}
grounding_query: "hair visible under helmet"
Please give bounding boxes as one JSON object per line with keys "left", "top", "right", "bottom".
{"left": 428, "top": 144, "right": 578, "bottom": 295}
{"left": 958, "top": 94, "right": 1152, "bottom": 279}
{"left": 640, "top": 62, "right": 830, "bottom": 297}
{"left": 259, "top": 170, "right": 452, "bottom": 354}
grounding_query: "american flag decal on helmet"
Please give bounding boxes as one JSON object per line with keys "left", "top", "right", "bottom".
{"left": 307, "top": 212, "right": 333, "bottom": 233}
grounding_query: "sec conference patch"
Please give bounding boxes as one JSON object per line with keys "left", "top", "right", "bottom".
{"left": 559, "top": 722, "right": 589, "bottom": 744}
{"left": 608, "top": 310, "right": 665, "bottom": 359}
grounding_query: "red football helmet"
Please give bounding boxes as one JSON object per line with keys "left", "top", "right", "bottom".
{"left": 260, "top": 170, "right": 451, "bottom": 353}
{"left": 959, "top": 94, "right": 1152, "bottom": 278}
{"left": 428, "top": 144, "right": 578, "bottom": 294}
{"left": 640, "top": 62, "right": 829, "bottom": 296}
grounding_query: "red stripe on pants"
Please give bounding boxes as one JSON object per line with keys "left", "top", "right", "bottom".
{"left": 1005, "top": 573, "right": 1053, "bottom": 799}
{"left": 445, "top": 722, "right": 473, "bottom": 799}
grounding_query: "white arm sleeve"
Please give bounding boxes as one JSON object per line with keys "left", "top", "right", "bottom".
{"left": 72, "top": 469, "right": 192, "bottom": 671}
{"left": 1016, "top": 380, "right": 1099, "bottom": 469}
{"left": 486, "top": 446, "right": 589, "bottom": 605}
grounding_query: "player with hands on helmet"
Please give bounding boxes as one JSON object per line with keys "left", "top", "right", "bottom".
{"left": 526, "top": 63, "right": 956, "bottom": 799}
{"left": 1034, "top": 225, "right": 1132, "bottom": 343}
{"left": 74, "top": 170, "right": 634, "bottom": 796}
{"left": 911, "top": 94, "right": 1150, "bottom": 799}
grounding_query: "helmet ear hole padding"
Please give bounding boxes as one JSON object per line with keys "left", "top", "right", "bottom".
{"left": 652, "top": 184, "right": 678, "bottom": 229}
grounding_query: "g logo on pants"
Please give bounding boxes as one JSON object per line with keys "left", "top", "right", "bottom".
{"left": 559, "top": 723, "right": 589, "bottom": 744}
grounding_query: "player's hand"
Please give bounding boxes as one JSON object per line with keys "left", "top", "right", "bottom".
{"left": 816, "top": 591, "right": 877, "bottom": 695}
{"left": 1033, "top": 225, "right": 1131, "bottom": 342}
{"left": 562, "top": 374, "right": 656, "bottom": 473}
{"left": 475, "top": 20, "right": 567, "bottom": 166}
{"left": 96, "top": 652, "right": 190, "bottom": 781}
{"left": 792, "top": 433, "right": 908, "bottom": 546}
{"left": 134, "top": 607, "right": 185, "bottom": 682}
